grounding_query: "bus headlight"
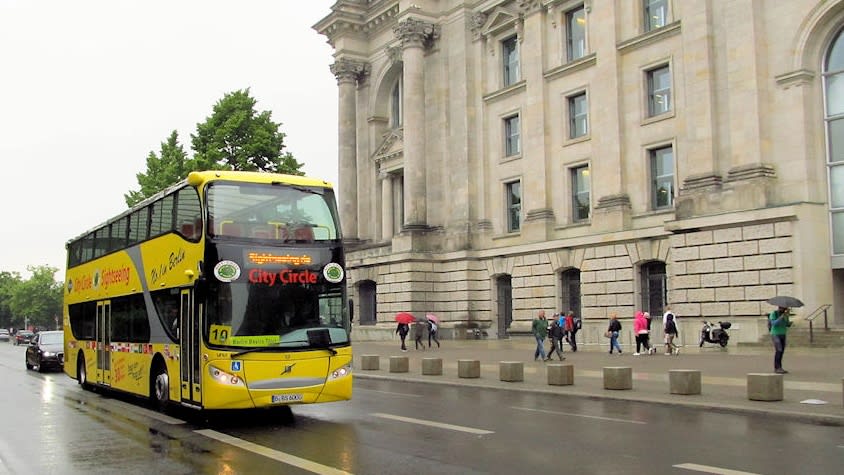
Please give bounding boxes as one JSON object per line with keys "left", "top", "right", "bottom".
{"left": 208, "top": 365, "right": 245, "bottom": 387}
{"left": 329, "top": 363, "right": 352, "bottom": 380}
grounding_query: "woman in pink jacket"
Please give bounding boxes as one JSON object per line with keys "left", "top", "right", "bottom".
{"left": 633, "top": 311, "right": 653, "bottom": 355}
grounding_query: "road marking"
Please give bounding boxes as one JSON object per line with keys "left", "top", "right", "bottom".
{"left": 195, "top": 429, "right": 352, "bottom": 475}
{"left": 674, "top": 462, "right": 761, "bottom": 475}
{"left": 511, "top": 406, "right": 647, "bottom": 425}
{"left": 355, "top": 388, "right": 423, "bottom": 398}
{"left": 371, "top": 412, "right": 494, "bottom": 435}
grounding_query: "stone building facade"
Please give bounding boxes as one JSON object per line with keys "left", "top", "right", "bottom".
{"left": 315, "top": 0, "right": 844, "bottom": 343}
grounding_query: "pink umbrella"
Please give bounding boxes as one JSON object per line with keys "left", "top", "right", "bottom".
{"left": 425, "top": 313, "right": 440, "bottom": 324}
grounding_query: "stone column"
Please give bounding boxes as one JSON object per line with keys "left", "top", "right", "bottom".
{"left": 380, "top": 172, "right": 394, "bottom": 240}
{"left": 394, "top": 18, "right": 439, "bottom": 229}
{"left": 330, "top": 58, "right": 369, "bottom": 239}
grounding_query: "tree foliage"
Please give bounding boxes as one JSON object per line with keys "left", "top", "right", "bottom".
{"left": 191, "top": 89, "right": 302, "bottom": 173}
{"left": 0, "top": 266, "right": 62, "bottom": 331}
{"left": 125, "top": 130, "right": 191, "bottom": 206}
{"left": 125, "top": 89, "right": 303, "bottom": 206}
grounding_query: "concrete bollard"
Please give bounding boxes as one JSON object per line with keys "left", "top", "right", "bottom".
{"left": 458, "top": 359, "right": 481, "bottom": 378}
{"left": 747, "top": 373, "right": 783, "bottom": 401}
{"left": 669, "top": 369, "right": 701, "bottom": 395}
{"left": 499, "top": 361, "right": 524, "bottom": 382}
{"left": 389, "top": 356, "right": 409, "bottom": 373}
{"left": 603, "top": 366, "right": 633, "bottom": 390}
{"left": 360, "top": 354, "right": 380, "bottom": 371}
{"left": 421, "top": 357, "right": 443, "bottom": 375}
{"left": 547, "top": 363, "right": 574, "bottom": 386}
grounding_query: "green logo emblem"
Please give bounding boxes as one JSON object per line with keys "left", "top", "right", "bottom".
{"left": 323, "top": 263, "right": 344, "bottom": 283}
{"left": 214, "top": 260, "right": 241, "bottom": 282}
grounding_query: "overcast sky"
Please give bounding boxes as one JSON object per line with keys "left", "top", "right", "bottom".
{"left": 0, "top": 0, "right": 337, "bottom": 280}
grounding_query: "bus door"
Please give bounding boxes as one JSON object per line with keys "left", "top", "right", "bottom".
{"left": 96, "top": 301, "right": 111, "bottom": 386}
{"left": 179, "top": 289, "right": 202, "bottom": 405}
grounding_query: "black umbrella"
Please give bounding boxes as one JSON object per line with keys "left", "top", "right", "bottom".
{"left": 766, "top": 296, "right": 804, "bottom": 308}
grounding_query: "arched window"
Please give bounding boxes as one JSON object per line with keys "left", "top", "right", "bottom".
{"left": 391, "top": 77, "right": 403, "bottom": 128}
{"left": 824, "top": 28, "right": 844, "bottom": 255}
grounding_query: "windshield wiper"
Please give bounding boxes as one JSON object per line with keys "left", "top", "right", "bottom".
{"left": 230, "top": 341, "right": 337, "bottom": 358}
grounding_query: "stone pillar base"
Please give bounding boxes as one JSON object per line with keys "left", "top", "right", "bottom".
{"left": 547, "top": 364, "right": 574, "bottom": 386}
{"left": 603, "top": 366, "right": 633, "bottom": 390}
{"left": 421, "top": 358, "right": 443, "bottom": 375}
{"left": 360, "top": 355, "right": 380, "bottom": 371}
{"left": 458, "top": 359, "right": 480, "bottom": 378}
{"left": 669, "top": 369, "right": 701, "bottom": 395}
{"left": 747, "top": 373, "right": 783, "bottom": 401}
{"left": 389, "top": 356, "right": 409, "bottom": 373}
{"left": 499, "top": 361, "right": 524, "bottom": 382}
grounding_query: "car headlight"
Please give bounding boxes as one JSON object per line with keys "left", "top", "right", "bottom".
{"left": 208, "top": 365, "right": 245, "bottom": 387}
{"left": 329, "top": 363, "right": 352, "bottom": 380}
{"left": 43, "top": 351, "right": 56, "bottom": 357}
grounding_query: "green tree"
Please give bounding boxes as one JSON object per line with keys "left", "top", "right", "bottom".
{"left": 0, "top": 271, "right": 22, "bottom": 329}
{"left": 9, "top": 265, "right": 63, "bottom": 331}
{"left": 191, "top": 89, "right": 303, "bottom": 174}
{"left": 125, "top": 130, "right": 191, "bottom": 206}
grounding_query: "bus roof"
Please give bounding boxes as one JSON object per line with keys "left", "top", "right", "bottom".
{"left": 65, "top": 170, "right": 335, "bottom": 246}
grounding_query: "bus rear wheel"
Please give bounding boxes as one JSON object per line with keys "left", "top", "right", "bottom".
{"left": 151, "top": 364, "right": 170, "bottom": 411}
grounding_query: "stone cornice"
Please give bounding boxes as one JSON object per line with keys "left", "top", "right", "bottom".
{"left": 543, "top": 53, "right": 597, "bottom": 81}
{"left": 775, "top": 69, "right": 816, "bottom": 90}
{"left": 680, "top": 172, "right": 723, "bottom": 192}
{"left": 313, "top": 2, "right": 400, "bottom": 47}
{"left": 725, "top": 163, "right": 776, "bottom": 182}
{"left": 595, "top": 193, "right": 631, "bottom": 210}
{"left": 617, "top": 20, "right": 681, "bottom": 55}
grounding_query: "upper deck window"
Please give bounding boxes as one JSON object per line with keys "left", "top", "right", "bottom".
{"left": 207, "top": 182, "right": 340, "bottom": 242}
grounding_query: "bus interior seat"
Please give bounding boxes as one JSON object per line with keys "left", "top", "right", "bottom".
{"left": 292, "top": 226, "right": 314, "bottom": 242}
{"left": 220, "top": 222, "right": 244, "bottom": 237}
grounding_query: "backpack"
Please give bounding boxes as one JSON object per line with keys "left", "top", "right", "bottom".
{"left": 666, "top": 319, "right": 677, "bottom": 335}
{"left": 573, "top": 315, "right": 582, "bottom": 330}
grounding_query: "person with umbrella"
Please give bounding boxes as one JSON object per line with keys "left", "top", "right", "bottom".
{"left": 426, "top": 314, "right": 440, "bottom": 348}
{"left": 767, "top": 296, "right": 801, "bottom": 374}
{"left": 412, "top": 316, "right": 428, "bottom": 350}
{"left": 395, "top": 312, "right": 414, "bottom": 352}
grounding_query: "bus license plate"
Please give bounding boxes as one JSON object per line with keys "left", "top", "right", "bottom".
{"left": 272, "top": 393, "right": 303, "bottom": 403}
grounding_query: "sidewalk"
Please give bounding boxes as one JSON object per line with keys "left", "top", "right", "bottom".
{"left": 352, "top": 338, "right": 844, "bottom": 425}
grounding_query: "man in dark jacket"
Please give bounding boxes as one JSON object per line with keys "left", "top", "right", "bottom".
{"left": 546, "top": 320, "right": 566, "bottom": 361}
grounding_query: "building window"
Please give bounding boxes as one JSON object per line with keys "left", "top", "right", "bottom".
{"left": 504, "top": 115, "right": 521, "bottom": 157}
{"left": 650, "top": 146, "right": 674, "bottom": 209}
{"left": 503, "top": 36, "right": 520, "bottom": 87}
{"left": 560, "top": 269, "right": 581, "bottom": 317}
{"left": 394, "top": 173, "right": 404, "bottom": 234}
{"left": 571, "top": 165, "right": 590, "bottom": 221}
{"left": 566, "top": 6, "right": 586, "bottom": 61}
{"left": 391, "top": 77, "right": 403, "bottom": 128}
{"left": 643, "top": 0, "right": 668, "bottom": 32}
{"left": 506, "top": 180, "right": 521, "bottom": 232}
{"left": 568, "top": 92, "right": 588, "bottom": 138}
{"left": 647, "top": 65, "right": 671, "bottom": 117}
{"left": 825, "top": 29, "right": 844, "bottom": 254}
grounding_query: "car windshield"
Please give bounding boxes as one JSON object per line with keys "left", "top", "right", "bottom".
{"left": 39, "top": 333, "right": 63, "bottom": 345}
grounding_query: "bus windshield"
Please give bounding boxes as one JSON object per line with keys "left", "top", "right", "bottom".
{"left": 205, "top": 280, "right": 348, "bottom": 350}
{"left": 207, "top": 181, "right": 340, "bottom": 241}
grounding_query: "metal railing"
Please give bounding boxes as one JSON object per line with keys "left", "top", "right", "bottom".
{"left": 804, "top": 304, "right": 832, "bottom": 344}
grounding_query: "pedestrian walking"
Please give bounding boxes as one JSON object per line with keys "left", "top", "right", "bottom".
{"left": 545, "top": 320, "right": 566, "bottom": 361}
{"left": 413, "top": 321, "right": 427, "bottom": 350}
{"left": 564, "top": 310, "right": 580, "bottom": 352}
{"left": 607, "top": 313, "right": 622, "bottom": 354}
{"left": 768, "top": 306, "right": 793, "bottom": 373}
{"left": 633, "top": 311, "right": 652, "bottom": 355}
{"left": 664, "top": 312, "right": 679, "bottom": 355}
{"left": 395, "top": 322, "right": 409, "bottom": 352}
{"left": 428, "top": 320, "right": 440, "bottom": 348}
{"left": 532, "top": 310, "right": 548, "bottom": 361}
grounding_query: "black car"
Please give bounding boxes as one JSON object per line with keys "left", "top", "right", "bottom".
{"left": 14, "top": 330, "right": 34, "bottom": 346}
{"left": 25, "top": 331, "right": 64, "bottom": 372}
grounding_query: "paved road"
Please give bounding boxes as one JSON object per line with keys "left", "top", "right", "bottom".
{"left": 351, "top": 337, "right": 844, "bottom": 425}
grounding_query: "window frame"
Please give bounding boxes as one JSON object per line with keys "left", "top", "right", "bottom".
{"left": 568, "top": 92, "right": 588, "bottom": 139}
{"left": 390, "top": 76, "right": 403, "bottom": 129}
{"left": 649, "top": 145, "right": 675, "bottom": 210}
{"left": 647, "top": 64, "right": 672, "bottom": 117}
{"left": 571, "top": 165, "right": 591, "bottom": 222}
{"left": 504, "top": 114, "right": 521, "bottom": 157}
{"left": 502, "top": 35, "right": 520, "bottom": 87}
{"left": 505, "top": 180, "right": 522, "bottom": 233}
{"left": 566, "top": 5, "right": 586, "bottom": 62}
{"left": 643, "top": 0, "right": 668, "bottom": 33}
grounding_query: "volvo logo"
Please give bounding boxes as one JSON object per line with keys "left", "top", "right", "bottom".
{"left": 280, "top": 363, "right": 296, "bottom": 375}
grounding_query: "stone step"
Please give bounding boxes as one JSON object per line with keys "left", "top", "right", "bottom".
{"left": 741, "top": 328, "right": 844, "bottom": 348}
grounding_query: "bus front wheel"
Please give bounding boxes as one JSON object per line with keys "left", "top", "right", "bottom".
{"left": 77, "top": 353, "right": 92, "bottom": 391}
{"left": 151, "top": 364, "right": 169, "bottom": 411}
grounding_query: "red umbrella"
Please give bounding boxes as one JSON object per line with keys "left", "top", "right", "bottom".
{"left": 425, "top": 313, "right": 440, "bottom": 324}
{"left": 395, "top": 312, "right": 415, "bottom": 324}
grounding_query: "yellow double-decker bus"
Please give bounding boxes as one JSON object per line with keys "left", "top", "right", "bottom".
{"left": 63, "top": 171, "right": 352, "bottom": 410}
